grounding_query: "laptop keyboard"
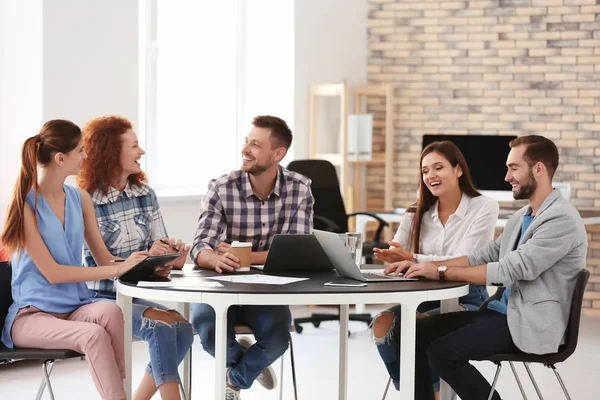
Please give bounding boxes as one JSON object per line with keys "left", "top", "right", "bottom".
{"left": 362, "top": 272, "right": 394, "bottom": 280}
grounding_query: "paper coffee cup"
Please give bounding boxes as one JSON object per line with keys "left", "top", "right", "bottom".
{"left": 230, "top": 241, "right": 252, "bottom": 270}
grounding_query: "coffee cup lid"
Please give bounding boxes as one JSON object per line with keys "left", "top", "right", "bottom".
{"left": 231, "top": 241, "right": 252, "bottom": 247}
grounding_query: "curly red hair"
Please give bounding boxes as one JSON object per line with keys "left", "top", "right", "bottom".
{"left": 78, "top": 116, "right": 147, "bottom": 194}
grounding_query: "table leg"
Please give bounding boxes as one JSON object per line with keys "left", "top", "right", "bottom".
{"left": 338, "top": 304, "right": 349, "bottom": 400}
{"left": 214, "top": 303, "right": 229, "bottom": 400}
{"left": 398, "top": 301, "right": 419, "bottom": 400}
{"left": 176, "top": 302, "right": 191, "bottom": 399}
{"left": 439, "top": 298, "right": 459, "bottom": 400}
{"left": 116, "top": 291, "right": 133, "bottom": 400}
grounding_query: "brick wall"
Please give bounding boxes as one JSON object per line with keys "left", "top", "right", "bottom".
{"left": 367, "top": 0, "right": 600, "bottom": 315}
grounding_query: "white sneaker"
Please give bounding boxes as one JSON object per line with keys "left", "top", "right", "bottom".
{"left": 237, "top": 336, "right": 278, "bottom": 390}
{"left": 226, "top": 369, "right": 242, "bottom": 400}
{"left": 225, "top": 385, "right": 241, "bottom": 400}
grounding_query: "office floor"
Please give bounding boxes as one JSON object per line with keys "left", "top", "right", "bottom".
{"left": 1, "top": 305, "right": 598, "bottom": 400}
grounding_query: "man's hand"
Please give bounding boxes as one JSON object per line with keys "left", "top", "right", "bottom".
{"left": 384, "top": 260, "right": 415, "bottom": 276}
{"left": 373, "top": 241, "right": 413, "bottom": 263}
{"left": 216, "top": 242, "right": 231, "bottom": 254}
{"left": 213, "top": 252, "right": 240, "bottom": 274}
{"left": 404, "top": 262, "right": 439, "bottom": 280}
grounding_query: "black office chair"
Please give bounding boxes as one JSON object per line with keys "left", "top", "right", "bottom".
{"left": 0, "top": 261, "right": 84, "bottom": 400}
{"left": 288, "top": 159, "right": 389, "bottom": 260}
{"left": 476, "top": 269, "right": 590, "bottom": 400}
{"left": 287, "top": 160, "right": 390, "bottom": 333}
{"left": 381, "top": 270, "right": 590, "bottom": 400}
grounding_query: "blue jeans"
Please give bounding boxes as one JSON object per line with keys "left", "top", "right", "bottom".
{"left": 190, "top": 304, "right": 291, "bottom": 389}
{"left": 91, "top": 290, "right": 194, "bottom": 386}
{"left": 374, "top": 284, "right": 488, "bottom": 392}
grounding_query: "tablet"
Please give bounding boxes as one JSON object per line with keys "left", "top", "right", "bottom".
{"left": 119, "top": 253, "right": 181, "bottom": 283}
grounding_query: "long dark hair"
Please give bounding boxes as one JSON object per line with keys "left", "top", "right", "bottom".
{"left": 0, "top": 120, "right": 81, "bottom": 255}
{"left": 408, "top": 141, "right": 481, "bottom": 253}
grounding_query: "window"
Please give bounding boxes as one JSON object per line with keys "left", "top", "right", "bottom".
{"left": 140, "top": 0, "right": 294, "bottom": 196}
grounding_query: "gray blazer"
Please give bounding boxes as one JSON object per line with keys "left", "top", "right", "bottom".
{"left": 467, "top": 190, "right": 587, "bottom": 355}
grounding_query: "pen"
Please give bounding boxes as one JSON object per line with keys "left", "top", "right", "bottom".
{"left": 160, "top": 238, "right": 180, "bottom": 252}
{"left": 110, "top": 259, "right": 125, "bottom": 263}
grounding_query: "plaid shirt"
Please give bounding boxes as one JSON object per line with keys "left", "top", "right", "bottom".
{"left": 191, "top": 166, "right": 314, "bottom": 262}
{"left": 84, "top": 183, "right": 168, "bottom": 292}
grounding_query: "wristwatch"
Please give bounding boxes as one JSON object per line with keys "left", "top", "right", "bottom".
{"left": 438, "top": 265, "right": 447, "bottom": 281}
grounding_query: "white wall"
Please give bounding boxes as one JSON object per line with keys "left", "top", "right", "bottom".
{"left": 0, "top": 0, "right": 44, "bottom": 227}
{"left": 42, "top": 0, "right": 139, "bottom": 125}
{"left": 293, "top": 0, "right": 368, "bottom": 159}
{"left": 0, "top": 0, "right": 368, "bottom": 244}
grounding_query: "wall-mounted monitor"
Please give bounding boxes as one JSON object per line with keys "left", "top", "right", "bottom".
{"left": 422, "top": 134, "right": 518, "bottom": 202}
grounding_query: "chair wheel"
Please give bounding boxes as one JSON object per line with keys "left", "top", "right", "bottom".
{"left": 313, "top": 321, "right": 321, "bottom": 328}
{"left": 295, "top": 324, "right": 303, "bottom": 333}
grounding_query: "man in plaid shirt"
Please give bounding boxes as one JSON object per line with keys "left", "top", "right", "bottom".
{"left": 190, "top": 115, "right": 313, "bottom": 399}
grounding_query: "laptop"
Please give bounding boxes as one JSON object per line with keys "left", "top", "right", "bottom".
{"left": 252, "top": 234, "right": 334, "bottom": 272}
{"left": 313, "top": 230, "right": 417, "bottom": 282}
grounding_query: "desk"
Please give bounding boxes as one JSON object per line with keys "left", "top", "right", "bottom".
{"left": 116, "top": 270, "right": 468, "bottom": 400}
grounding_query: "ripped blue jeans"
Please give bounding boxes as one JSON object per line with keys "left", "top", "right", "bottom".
{"left": 373, "top": 284, "right": 488, "bottom": 392}
{"left": 91, "top": 290, "right": 194, "bottom": 387}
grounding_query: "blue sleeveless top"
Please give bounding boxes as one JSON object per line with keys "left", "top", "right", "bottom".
{"left": 1, "top": 185, "right": 93, "bottom": 348}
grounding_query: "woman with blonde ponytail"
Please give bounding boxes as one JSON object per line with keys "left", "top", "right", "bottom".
{"left": 0, "top": 120, "right": 149, "bottom": 400}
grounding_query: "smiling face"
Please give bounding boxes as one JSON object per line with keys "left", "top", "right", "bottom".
{"left": 241, "top": 126, "right": 284, "bottom": 176}
{"left": 119, "top": 129, "right": 145, "bottom": 176}
{"left": 505, "top": 145, "right": 537, "bottom": 200}
{"left": 421, "top": 151, "right": 463, "bottom": 198}
{"left": 59, "top": 136, "right": 87, "bottom": 175}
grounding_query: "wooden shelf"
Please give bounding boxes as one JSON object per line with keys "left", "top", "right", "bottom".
{"left": 309, "top": 83, "right": 395, "bottom": 230}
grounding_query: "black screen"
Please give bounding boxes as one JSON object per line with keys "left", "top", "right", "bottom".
{"left": 422, "top": 135, "right": 517, "bottom": 191}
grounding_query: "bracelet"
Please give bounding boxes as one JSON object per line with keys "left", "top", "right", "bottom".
{"left": 411, "top": 254, "right": 419, "bottom": 263}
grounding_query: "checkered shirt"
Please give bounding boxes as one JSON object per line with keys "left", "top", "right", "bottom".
{"left": 191, "top": 166, "right": 314, "bottom": 262}
{"left": 84, "top": 183, "right": 168, "bottom": 292}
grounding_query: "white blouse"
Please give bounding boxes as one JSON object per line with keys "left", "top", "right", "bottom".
{"left": 392, "top": 193, "right": 499, "bottom": 263}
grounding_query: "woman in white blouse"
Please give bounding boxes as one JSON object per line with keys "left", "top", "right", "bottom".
{"left": 372, "top": 140, "right": 499, "bottom": 396}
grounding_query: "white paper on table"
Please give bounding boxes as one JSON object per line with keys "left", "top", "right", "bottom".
{"left": 205, "top": 274, "right": 308, "bottom": 285}
{"left": 169, "top": 270, "right": 204, "bottom": 276}
{"left": 137, "top": 280, "right": 223, "bottom": 288}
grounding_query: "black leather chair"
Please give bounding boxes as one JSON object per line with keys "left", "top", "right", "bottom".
{"left": 287, "top": 160, "right": 390, "bottom": 333}
{"left": 0, "top": 261, "right": 83, "bottom": 400}
{"left": 287, "top": 159, "right": 389, "bottom": 260}
{"left": 476, "top": 269, "right": 590, "bottom": 400}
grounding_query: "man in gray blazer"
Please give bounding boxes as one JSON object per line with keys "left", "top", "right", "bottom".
{"left": 389, "top": 135, "right": 587, "bottom": 400}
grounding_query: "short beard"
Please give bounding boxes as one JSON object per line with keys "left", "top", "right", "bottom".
{"left": 242, "top": 162, "right": 270, "bottom": 176}
{"left": 513, "top": 169, "right": 537, "bottom": 200}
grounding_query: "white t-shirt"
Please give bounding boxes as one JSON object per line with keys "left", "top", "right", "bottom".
{"left": 392, "top": 193, "right": 499, "bottom": 263}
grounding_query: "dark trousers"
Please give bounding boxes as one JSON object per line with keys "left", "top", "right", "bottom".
{"left": 415, "top": 309, "right": 519, "bottom": 400}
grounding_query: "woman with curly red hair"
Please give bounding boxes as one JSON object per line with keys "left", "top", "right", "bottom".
{"left": 78, "top": 115, "right": 193, "bottom": 400}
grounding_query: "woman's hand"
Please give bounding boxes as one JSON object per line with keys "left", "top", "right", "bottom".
{"left": 154, "top": 265, "right": 173, "bottom": 277}
{"left": 383, "top": 260, "right": 415, "bottom": 276}
{"left": 373, "top": 241, "right": 413, "bottom": 263}
{"left": 116, "top": 251, "right": 150, "bottom": 276}
{"left": 167, "top": 240, "right": 192, "bottom": 270}
{"left": 149, "top": 238, "right": 171, "bottom": 255}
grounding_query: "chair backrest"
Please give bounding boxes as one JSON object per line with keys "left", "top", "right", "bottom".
{"left": 287, "top": 160, "right": 348, "bottom": 233}
{"left": 559, "top": 268, "right": 590, "bottom": 360}
{"left": 0, "top": 261, "right": 12, "bottom": 335}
